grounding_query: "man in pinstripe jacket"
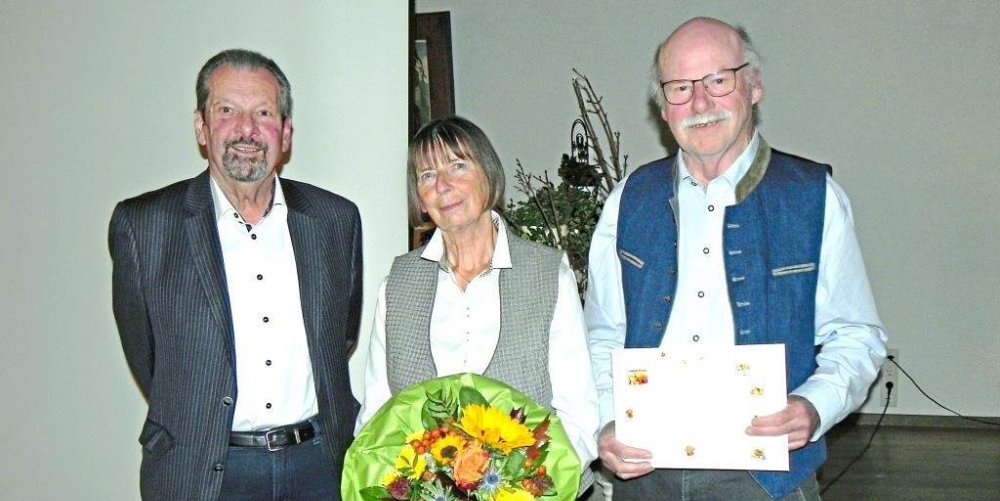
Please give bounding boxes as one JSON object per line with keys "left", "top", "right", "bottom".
{"left": 109, "top": 49, "right": 362, "bottom": 500}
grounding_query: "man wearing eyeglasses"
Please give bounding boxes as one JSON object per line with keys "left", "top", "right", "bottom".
{"left": 585, "top": 17, "right": 888, "bottom": 500}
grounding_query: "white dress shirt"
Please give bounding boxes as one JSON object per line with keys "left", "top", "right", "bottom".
{"left": 586, "top": 133, "right": 888, "bottom": 440}
{"left": 357, "top": 213, "right": 599, "bottom": 468}
{"left": 211, "top": 176, "right": 318, "bottom": 431}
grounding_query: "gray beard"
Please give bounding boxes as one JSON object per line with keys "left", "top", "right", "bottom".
{"left": 222, "top": 150, "right": 267, "bottom": 183}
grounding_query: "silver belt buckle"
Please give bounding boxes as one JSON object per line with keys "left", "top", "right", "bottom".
{"left": 264, "top": 429, "right": 284, "bottom": 452}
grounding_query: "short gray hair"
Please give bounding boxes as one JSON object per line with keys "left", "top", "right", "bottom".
{"left": 407, "top": 116, "right": 507, "bottom": 230}
{"left": 196, "top": 49, "right": 292, "bottom": 119}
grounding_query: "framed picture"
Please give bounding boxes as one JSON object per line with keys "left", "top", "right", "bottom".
{"left": 409, "top": 10, "right": 455, "bottom": 248}
{"left": 411, "top": 11, "right": 455, "bottom": 136}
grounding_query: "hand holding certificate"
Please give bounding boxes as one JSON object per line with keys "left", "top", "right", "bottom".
{"left": 612, "top": 344, "right": 790, "bottom": 471}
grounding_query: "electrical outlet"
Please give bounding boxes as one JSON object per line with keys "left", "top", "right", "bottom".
{"left": 880, "top": 348, "right": 899, "bottom": 407}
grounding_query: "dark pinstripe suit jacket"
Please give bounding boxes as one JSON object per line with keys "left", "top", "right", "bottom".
{"left": 109, "top": 170, "right": 362, "bottom": 500}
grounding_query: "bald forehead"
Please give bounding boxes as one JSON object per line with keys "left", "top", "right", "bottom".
{"left": 657, "top": 18, "right": 744, "bottom": 78}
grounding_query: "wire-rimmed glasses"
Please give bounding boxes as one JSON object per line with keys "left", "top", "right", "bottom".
{"left": 660, "top": 62, "right": 749, "bottom": 105}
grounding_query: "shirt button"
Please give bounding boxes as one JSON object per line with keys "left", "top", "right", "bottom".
{"left": 222, "top": 396, "right": 233, "bottom": 406}
{"left": 697, "top": 291, "right": 705, "bottom": 298}
{"left": 654, "top": 322, "right": 663, "bottom": 330}
{"left": 265, "top": 403, "right": 272, "bottom": 409}
{"left": 232, "top": 213, "right": 239, "bottom": 219}
{"left": 251, "top": 234, "right": 258, "bottom": 240}
{"left": 213, "top": 463, "right": 225, "bottom": 472}
{"left": 690, "top": 181, "right": 697, "bottom": 186}
{"left": 703, "top": 247, "right": 710, "bottom": 254}
{"left": 265, "top": 360, "right": 272, "bottom": 366}
{"left": 262, "top": 316, "right": 269, "bottom": 323}
{"left": 708, "top": 204, "right": 715, "bottom": 212}
{"left": 692, "top": 334, "right": 701, "bottom": 342}
{"left": 662, "top": 295, "right": 672, "bottom": 303}
{"left": 256, "top": 274, "right": 263, "bottom": 280}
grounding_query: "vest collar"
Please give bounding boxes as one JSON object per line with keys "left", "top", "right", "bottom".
{"left": 667, "top": 135, "right": 773, "bottom": 218}
{"left": 734, "top": 136, "right": 772, "bottom": 204}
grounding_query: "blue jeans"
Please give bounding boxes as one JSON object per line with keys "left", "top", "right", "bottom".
{"left": 219, "top": 431, "right": 340, "bottom": 500}
{"left": 611, "top": 470, "right": 820, "bottom": 501}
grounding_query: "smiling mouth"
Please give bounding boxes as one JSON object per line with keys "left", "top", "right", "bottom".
{"left": 227, "top": 140, "right": 266, "bottom": 155}
{"left": 439, "top": 201, "right": 462, "bottom": 212}
{"left": 682, "top": 111, "right": 731, "bottom": 130}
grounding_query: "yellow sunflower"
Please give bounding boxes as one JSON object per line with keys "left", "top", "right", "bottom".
{"left": 494, "top": 487, "right": 536, "bottom": 501}
{"left": 458, "top": 404, "right": 535, "bottom": 454}
{"left": 381, "top": 472, "right": 400, "bottom": 487}
{"left": 394, "top": 444, "right": 427, "bottom": 480}
{"left": 430, "top": 433, "right": 467, "bottom": 465}
{"left": 405, "top": 429, "right": 425, "bottom": 444}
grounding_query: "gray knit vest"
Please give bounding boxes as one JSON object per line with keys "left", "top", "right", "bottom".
{"left": 384, "top": 233, "right": 560, "bottom": 409}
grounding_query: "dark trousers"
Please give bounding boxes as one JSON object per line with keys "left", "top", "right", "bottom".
{"left": 219, "top": 434, "right": 339, "bottom": 501}
{"left": 611, "top": 469, "right": 820, "bottom": 501}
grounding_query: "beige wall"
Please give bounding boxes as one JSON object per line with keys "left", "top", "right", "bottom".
{"left": 417, "top": 0, "right": 1000, "bottom": 418}
{"left": 1, "top": 1, "right": 407, "bottom": 498}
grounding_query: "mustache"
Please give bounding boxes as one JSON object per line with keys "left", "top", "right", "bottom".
{"left": 681, "top": 111, "right": 732, "bottom": 129}
{"left": 224, "top": 138, "right": 268, "bottom": 153}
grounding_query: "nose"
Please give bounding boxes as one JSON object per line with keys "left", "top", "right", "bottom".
{"left": 234, "top": 112, "right": 257, "bottom": 137}
{"left": 434, "top": 170, "right": 452, "bottom": 193}
{"left": 690, "top": 82, "right": 713, "bottom": 113}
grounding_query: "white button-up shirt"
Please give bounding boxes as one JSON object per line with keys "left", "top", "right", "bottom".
{"left": 211, "top": 176, "right": 318, "bottom": 431}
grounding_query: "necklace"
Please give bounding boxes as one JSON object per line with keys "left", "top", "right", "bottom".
{"left": 446, "top": 223, "right": 497, "bottom": 288}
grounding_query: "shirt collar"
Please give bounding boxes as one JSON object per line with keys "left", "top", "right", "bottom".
{"left": 676, "top": 130, "right": 761, "bottom": 190}
{"left": 420, "top": 210, "right": 513, "bottom": 271}
{"left": 209, "top": 175, "right": 286, "bottom": 224}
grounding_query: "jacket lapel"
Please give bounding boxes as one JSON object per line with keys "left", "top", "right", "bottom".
{"left": 283, "top": 182, "right": 326, "bottom": 358}
{"left": 183, "top": 171, "right": 235, "bottom": 366}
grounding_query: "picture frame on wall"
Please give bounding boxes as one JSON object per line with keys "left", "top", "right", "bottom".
{"left": 411, "top": 11, "right": 454, "bottom": 136}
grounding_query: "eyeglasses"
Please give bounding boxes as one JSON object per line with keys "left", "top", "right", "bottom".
{"left": 660, "top": 63, "right": 750, "bottom": 105}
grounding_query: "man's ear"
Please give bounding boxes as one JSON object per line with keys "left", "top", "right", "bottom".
{"left": 281, "top": 118, "right": 293, "bottom": 153}
{"left": 194, "top": 110, "right": 208, "bottom": 146}
{"left": 750, "top": 73, "right": 764, "bottom": 106}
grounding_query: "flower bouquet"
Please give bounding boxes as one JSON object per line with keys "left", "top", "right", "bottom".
{"left": 343, "top": 373, "right": 580, "bottom": 500}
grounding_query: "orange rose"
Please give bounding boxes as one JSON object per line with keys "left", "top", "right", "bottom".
{"left": 452, "top": 445, "right": 490, "bottom": 491}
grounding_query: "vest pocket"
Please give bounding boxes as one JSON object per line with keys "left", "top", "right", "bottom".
{"left": 618, "top": 249, "right": 645, "bottom": 269}
{"left": 771, "top": 262, "right": 816, "bottom": 277}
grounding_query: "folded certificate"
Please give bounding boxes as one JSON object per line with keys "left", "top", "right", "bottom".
{"left": 612, "top": 344, "right": 789, "bottom": 471}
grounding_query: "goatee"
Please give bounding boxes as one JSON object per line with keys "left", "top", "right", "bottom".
{"left": 222, "top": 139, "right": 269, "bottom": 183}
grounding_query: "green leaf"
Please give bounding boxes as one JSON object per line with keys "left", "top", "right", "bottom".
{"left": 458, "top": 386, "right": 488, "bottom": 408}
{"left": 422, "top": 387, "right": 460, "bottom": 429}
{"left": 502, "top": 449, "right": 528, "bottom": 479}
{"left": 536, "top": 443, "right": 550, "bottom": 468}
{"left": 421, "top": 399, "right": 439, "bottom": 430}
{"left": 359, "top": 485, "right": 391, "bottom": 501}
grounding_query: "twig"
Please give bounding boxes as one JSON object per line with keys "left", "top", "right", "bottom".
{"left": 572, "top": 69, "right": 628, "bottom": 199}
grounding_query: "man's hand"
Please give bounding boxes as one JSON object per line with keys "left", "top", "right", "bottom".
{"left": 745, "top": 395, "right": 820, "bottom": 450}
{"left": 597, "top": 421, "right": 655, "bottom": 479}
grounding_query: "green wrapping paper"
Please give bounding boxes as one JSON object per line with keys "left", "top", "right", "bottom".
{"left": 343, "top": 373, "right": 581, "bottom": 500}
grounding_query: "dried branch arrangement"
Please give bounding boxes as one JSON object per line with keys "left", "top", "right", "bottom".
{"left": 506, "top": 70, "right": 628, "bottom": 297}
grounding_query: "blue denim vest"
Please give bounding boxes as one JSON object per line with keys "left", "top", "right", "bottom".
{"left": 617, "top": 141, "right": 830, "bottom": 498}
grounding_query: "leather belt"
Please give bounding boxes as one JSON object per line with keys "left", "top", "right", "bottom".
{"left": 229, "top": 417, "right": 319, "bottom": 452}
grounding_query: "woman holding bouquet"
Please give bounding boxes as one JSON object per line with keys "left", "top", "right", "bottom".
{"left": 356, "top": 116, "right": 599, "bottom": 495}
